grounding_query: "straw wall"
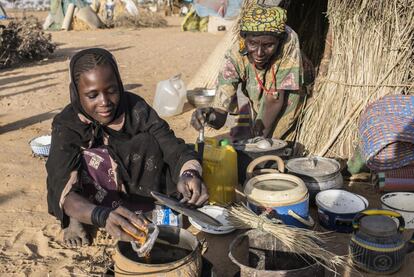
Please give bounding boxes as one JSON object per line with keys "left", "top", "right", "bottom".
{"left": 296, "top": 0, "right": 414, "bottom": 158}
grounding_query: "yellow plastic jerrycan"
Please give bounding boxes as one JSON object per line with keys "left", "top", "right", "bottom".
{"left": 201, "top": 138, "right": 237, "bottom": 205}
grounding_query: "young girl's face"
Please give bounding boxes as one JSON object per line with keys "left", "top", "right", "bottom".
{"left": 77, "top": 64, "right": 120, "bottom": 124}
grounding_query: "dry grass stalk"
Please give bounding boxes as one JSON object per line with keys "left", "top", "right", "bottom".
{"left": 0, "top": 16, "right": 55, "bottom": 68}
{"left": 227, "top": 204, "right": 348, "bottom": 274}
{"left": 296, "top": 0, "right": 414, "bottom": 158}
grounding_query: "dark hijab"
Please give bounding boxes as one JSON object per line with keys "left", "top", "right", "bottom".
{"left": 46, "top": 48, "right": 197, "bottom": 227}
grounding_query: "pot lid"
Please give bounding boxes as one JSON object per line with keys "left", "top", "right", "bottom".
{"left": 359, "top": 215, "right": 398, "bottom": 237}
{"left": 244, "top": 173, "right": 308, "bottom": 206}
{"left": 233, "top": 137, "right": 287, "bottom": 153}
{"left": 150, "top": 191, "right": 222, "bottom": 227}
{"left": 286, "top": 157, "right": 341, "bottom": 177}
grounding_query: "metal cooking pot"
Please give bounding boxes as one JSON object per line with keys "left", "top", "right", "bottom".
{"left": 233, "top": 137, "right": 291, "bottom": 185}
{"left": 286, "top": 157, "right": 343, "bottom": 203}
{"left": 244, "top": 156, "right": 314, "bottom": 229}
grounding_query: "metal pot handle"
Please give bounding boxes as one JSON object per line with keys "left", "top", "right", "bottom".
{"left": 352, "top": 209, "right": 405, "bottom": 233}
{"left": 246, "top": 155, "right": 285, "bottom": 180}
{"left": 287, "top": 210, "right": 315, "bottom": 228}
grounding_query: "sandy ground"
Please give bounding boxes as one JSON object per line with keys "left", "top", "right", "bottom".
{"left": 1, "top": 11, "right": 414, "bottom": 277}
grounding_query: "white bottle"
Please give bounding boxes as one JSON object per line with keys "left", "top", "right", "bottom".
{"left": 153, "top": 74, "right": 187, "bottom": 117}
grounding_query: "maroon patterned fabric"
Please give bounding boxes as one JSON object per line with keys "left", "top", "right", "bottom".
{"left": 80, "top": 147, "right": 153, "bottom": 213}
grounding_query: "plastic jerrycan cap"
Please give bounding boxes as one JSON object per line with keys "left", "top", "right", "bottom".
{"left": 219, "top": 138, "right": 230, "bottom": 146}
{"left": 170, "top": 74, "right": 183, "bottom": 90}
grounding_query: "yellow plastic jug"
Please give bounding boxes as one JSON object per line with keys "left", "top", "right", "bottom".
{"left": 200, "top": 138, "right": 237, "bottom": 205}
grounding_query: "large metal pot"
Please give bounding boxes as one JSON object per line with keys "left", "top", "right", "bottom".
{"left": 233, "top": 137, "right": 291, "bottom": 185}
{"left": 113, "top": 226, "right": 202, "bottom": 276}
{"left": 229, "top": 230, "right": 325, "bottom": 277}
{"left": 286, "top": 157, "right": 343, "bottom": 202}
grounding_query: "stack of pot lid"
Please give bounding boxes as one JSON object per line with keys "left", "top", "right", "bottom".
{"left": 286, "top": 157, "right": 341, "bottom": 180}
{"left": 244, "top": 173, "right": 308, "bottom": 207}
{"left": 233, "top": 137, "right": 287, "bottom": 153}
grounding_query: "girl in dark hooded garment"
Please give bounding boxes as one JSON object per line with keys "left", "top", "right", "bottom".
{"left": 46, "top": 48, "right": 208, "bottom": 247}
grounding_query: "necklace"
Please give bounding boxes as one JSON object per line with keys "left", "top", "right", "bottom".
{"left": 253, "top": 64, "right": 278, "bottom": 97}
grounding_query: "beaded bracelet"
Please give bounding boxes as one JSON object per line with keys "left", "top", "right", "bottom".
{"left": 91, "top": 206, "right": 112, "bottom": 228}
{"left": 181, "top": 169, "right": 202, "bottom": 179}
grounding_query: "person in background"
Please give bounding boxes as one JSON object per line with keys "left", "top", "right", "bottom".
{"left": 191, "top": 2, "right": 314, "bottom": 140}
{"left": 46, "top": 48, "right": 208, "bottom": 248}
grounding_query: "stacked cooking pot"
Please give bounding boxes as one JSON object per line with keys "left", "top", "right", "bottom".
{"left": 243, "top": 155, "right": 315, "bottom": 229}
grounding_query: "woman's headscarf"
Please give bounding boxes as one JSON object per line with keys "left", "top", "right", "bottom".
{"left": 46, "top": 48, "right": 197, "bottom": 227}
{"left": 239, "top": 2, "right": 287, "bottom": 53}
{"left": 69, "top": 48, "right": 126, "bottom": 128}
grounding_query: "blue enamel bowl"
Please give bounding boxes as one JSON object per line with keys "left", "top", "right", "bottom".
{"left": 316, "top": 189, "right": 369, "bottom": 233}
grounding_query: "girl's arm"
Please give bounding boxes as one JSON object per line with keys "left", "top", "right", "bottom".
{"left": 63, "top": 191, "right": 147, "bottom": 241}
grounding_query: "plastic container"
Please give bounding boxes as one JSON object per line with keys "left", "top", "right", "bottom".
{"left": 153, "top": 74, "right": 187, "bottom": 117}
{"left": 201, "top": 138, "right": 237, "bottom": 205}
{"left": 152, "top": 204, "right": 183, "bottom": 228}
{"left": 29, "top": 135, "right": 51, "bottom": 157}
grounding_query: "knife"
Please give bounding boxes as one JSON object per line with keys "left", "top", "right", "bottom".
{"left": 150, "top": 191, "right": 222, "bottom": 227}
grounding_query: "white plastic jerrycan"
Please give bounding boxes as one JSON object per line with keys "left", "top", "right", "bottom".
{"left": 153, "top": 74, "right": 187, "bottom": 117}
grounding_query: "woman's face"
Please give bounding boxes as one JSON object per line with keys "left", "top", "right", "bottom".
{"left": 245, "top": 34, "right": 280, "bottom": 70}
{"left": 77, "top": 64, "right": 120, "bottom": 125}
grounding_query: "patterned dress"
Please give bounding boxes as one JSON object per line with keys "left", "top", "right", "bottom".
{"left": 213, "top": 26, "right": 313, "bottom": 139}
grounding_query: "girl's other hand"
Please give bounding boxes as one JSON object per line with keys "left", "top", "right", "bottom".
{"left": 177, "top": 170, "right": 209, "bottom": 207}
{"left": 105, "top": 206, "right": 148, "bottom": 241}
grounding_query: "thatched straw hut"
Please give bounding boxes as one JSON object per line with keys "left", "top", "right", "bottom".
{"left": 294, "top": 0, "right": 413, "bottom": 159}
{"left": 190, "top": 0, "right": 413, "bottom": 160}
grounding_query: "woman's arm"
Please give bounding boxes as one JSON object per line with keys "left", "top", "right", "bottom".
{"left": 63, "top": 191, "right": 147, "bottom": 241}
{"left": 258, "top": 90, "right": 285, "bottom": 137}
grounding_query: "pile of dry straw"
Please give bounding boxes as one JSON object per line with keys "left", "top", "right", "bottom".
{"left": 0, "top": 17, "right": 55, "bottom": 68}
{"left": 227, "top": 204, "right": 349, "bottom": 274}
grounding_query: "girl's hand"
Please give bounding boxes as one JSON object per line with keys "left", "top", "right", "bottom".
{"left": 105, "top": 206, "right": 148, "bottom": 241}
{"left": 177, "top": 170, "right": 209, "bottom": 207}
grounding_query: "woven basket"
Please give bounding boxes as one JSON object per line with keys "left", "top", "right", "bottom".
{"left": 359, "top": 95, "right": 414, "bottom": 171}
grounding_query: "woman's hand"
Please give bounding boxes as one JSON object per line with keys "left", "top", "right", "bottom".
{"left": 177, "top": 170, "right": 209, "bottom": 207}
{"left": 105, "top": 206, "right": 148, "bottom": 242}
{"left": 190, "top": 107, "right": 227, "bottom": 130}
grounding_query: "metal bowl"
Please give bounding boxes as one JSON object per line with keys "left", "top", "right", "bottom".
{"left": 187, "top": 89, "right": 215, "bottom": 108}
